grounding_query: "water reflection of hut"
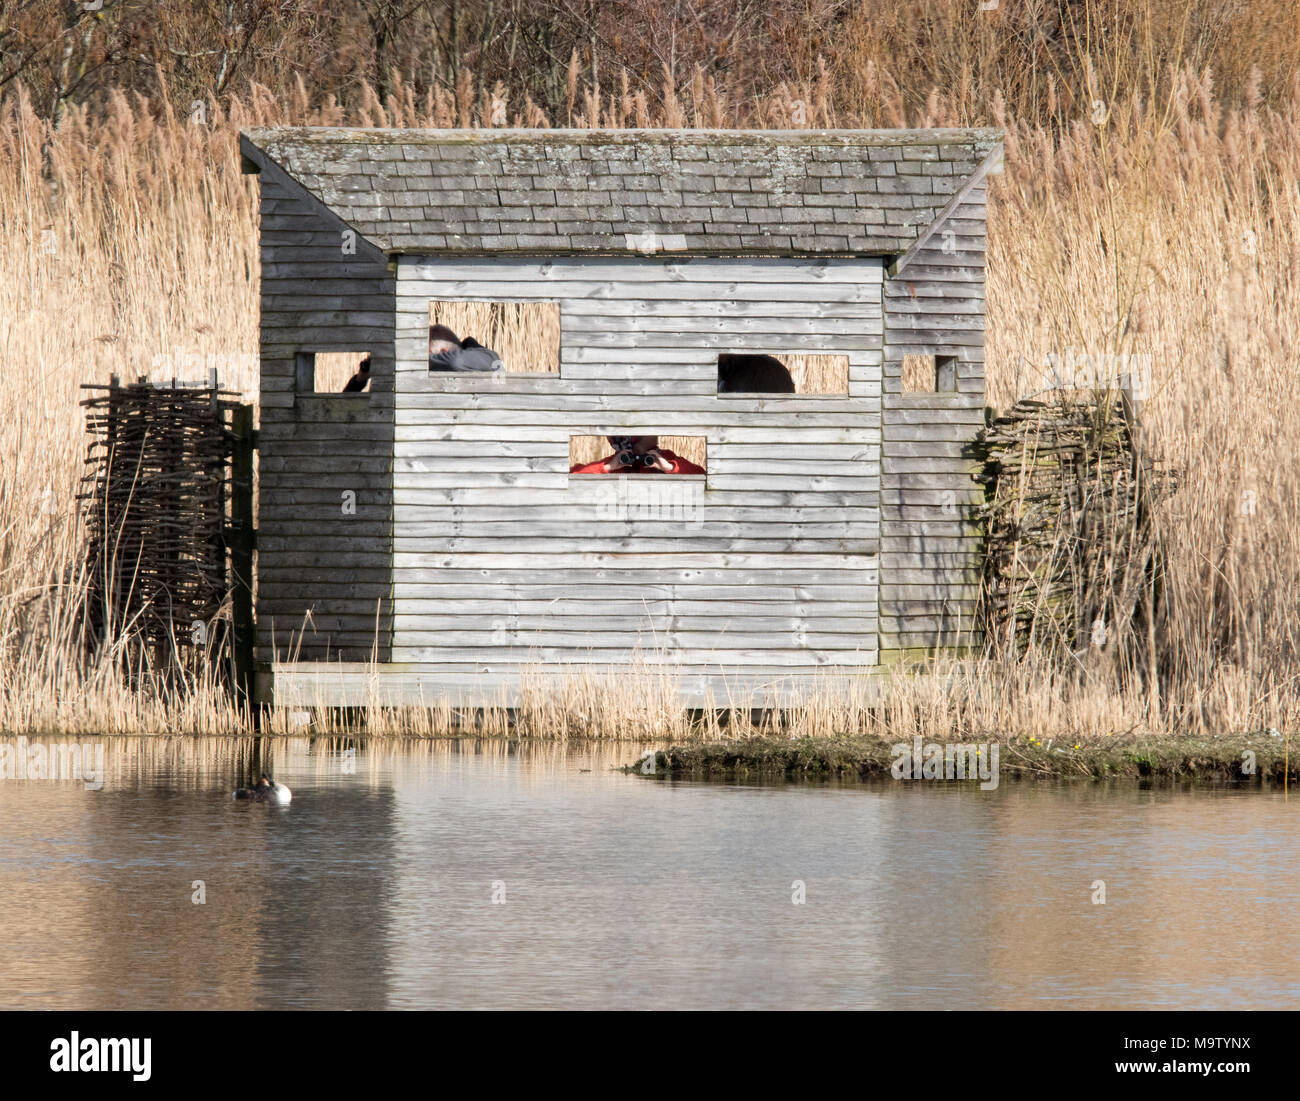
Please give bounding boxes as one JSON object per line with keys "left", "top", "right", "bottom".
{"left": 2, "top": 737, "right": 396, "bottom": 1009}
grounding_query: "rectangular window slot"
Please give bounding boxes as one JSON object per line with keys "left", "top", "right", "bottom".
{"left": 902, "top": 353, "right": 958, "bottom": 393}
{"left": 296, "top": 351, "right": 372, "bottom": 394}
{"left": 428, "top": 301, "right": 560, "bottom": 374}
{"left": 569, "top": 434, "right": 707, "bottom": 475}
{"left": 716, "top": 353, "right": 849, "bottom": 395}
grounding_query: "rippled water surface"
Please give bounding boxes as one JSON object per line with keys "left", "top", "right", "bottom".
{"left": 0, "top": 735, "right": 1295, "bottom": 1009}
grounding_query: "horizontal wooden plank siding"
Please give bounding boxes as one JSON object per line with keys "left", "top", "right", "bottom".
{"left": 255, "top": 157, "right": 395, "bottom": 661}
{"left": 881, "top": 182, "right": 988, "bottom": 655}
{"left": 245, "top": 123, "right": 999, "bottom": 699}
{"left": 391, "top": 256, "right": 883, "bottom": 679}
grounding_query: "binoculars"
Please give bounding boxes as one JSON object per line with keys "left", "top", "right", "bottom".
{"left": 610, "top": 436, "right": 660, "bottom": 469}
{"left": 614, "top": 449, "right": 660, "bottom": 469}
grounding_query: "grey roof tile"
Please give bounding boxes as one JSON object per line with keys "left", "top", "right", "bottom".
{"left": 241, "top": 126, "right": 999, "bottom": 257}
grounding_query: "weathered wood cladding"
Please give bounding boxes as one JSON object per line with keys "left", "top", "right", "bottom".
{"left": 239, "top": 125, "right": 1001, "bottom": 701}
{"left": 251, "top": 148, "right": 395, "bottom": 662}
{"left": 880, "top": 181, "right": 989, "bottom": 653}
{"left": 392, "top": 256, "right": 883, "bottom": 672}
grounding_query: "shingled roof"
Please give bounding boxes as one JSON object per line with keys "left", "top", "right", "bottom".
{"left": 240, "top": 126, "right": 1001, "bottom": 258}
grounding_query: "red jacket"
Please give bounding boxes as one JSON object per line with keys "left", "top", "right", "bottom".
{"left": 570, "top": 449, "right": 705, "bottom": 475}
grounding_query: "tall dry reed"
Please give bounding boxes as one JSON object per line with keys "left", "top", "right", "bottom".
{"left": 1, "top": 31, "right": 1298, "bottom": 737}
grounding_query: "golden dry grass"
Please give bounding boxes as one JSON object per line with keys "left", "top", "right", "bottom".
{"left": 783, "top": 354, "right": 849, "bottom": 394}
{"left": 900, "top": 354, "right": 945, "bottom": 393}
{"left": 247, "top": 652, "right": 1300, "bottom": 742}
{"left": 568, "top": 434, "right": 707, "bottom": 468}
{"left": 313, "top": 351, "right": 369, "bottom": 391}
{"left": 2, "top": 30, "right": 1300, "bottom": 737}
{"left": 428, "top": 300, "right": 560, "bottom": 373}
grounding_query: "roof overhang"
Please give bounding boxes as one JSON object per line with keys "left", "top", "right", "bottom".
{"left": 240, "top": 126, "right": 1002, "bottom": 260}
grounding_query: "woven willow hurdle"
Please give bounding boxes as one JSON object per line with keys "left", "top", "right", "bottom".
{"left": 79, "top": 374, "right": 244, "bottom": 680}
{"left": 977, "top": 389, "right": 1167, "bottom": 661}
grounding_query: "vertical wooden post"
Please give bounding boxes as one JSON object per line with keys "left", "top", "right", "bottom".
{"left": 211, "top": 371, "right": 226, "bottom": 673}
{"left": 229, "top": 404, "right": 256, "bottom": 717}
{"left": 103, "top": 375, "right": 121, "bottom": 643}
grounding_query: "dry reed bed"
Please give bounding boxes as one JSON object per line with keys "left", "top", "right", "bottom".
{"left": 1, "top": 58, "right": 1298, "bottom": 738}
{"left": 232, "top": 654, "right": 1300, "bottom": 744}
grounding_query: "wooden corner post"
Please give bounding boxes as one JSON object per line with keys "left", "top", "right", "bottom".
{"left": 229, "top": 404, "right": 256, "bottom": 715}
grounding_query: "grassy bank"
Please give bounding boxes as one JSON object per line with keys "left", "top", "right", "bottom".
{"left": 635, "top": 729, "right": 1297, "bottom": 785}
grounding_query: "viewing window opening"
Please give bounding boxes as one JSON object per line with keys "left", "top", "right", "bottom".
{"left": 428, "top": 301, "right": 560, "bottom": 375}
{"left": 902, "top": 353, "right": 958, "bottom": 393}
{"left": 716, "top": 353, "right": 849, "bottom": 395}
{"left": 297, "top": 351, "right": 372, "bottom": 394}
{"left": 569, "top": 435, "right": 706, "bottom": 475}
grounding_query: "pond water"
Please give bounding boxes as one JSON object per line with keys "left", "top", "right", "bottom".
{"left": 0, "top": 735, "right": 1295, "bottom": 1010}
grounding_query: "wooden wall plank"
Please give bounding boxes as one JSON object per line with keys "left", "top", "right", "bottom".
{"left": 387, "top": 253, "right": 883, "bottom": 671}
{"left": 880, "top": 189, "right": 987, "bottom": 653}
{"left": 255, "top": 159, "right": 395, "bottom": 662}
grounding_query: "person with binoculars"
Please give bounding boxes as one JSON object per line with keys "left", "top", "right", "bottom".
{"left": 569, "top": 435, "right": 704, "bottom": 475}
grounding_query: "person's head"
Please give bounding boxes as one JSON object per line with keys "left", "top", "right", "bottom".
{"left": 717, "top": 353, "right": 795, "bottom": 394}
{"left": 429, "top": 324, "right": 461, "bottom": 354}
{"left": 358, "top": 354, "right": 371, "bottom": 374}
{"left": 606, "top": 435, "right": 659, "bottom": 455}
